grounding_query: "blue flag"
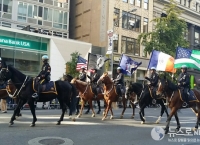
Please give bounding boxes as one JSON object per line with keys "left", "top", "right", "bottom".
{"left": 119, "top": 54, "right": 142, "bottom": 76}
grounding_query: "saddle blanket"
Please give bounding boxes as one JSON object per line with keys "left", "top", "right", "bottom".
{"left": 179, "top": 90, "right": 199, "bottom": 102}
{"left": 33, "top": 80, "right": 57, "bottom": 94}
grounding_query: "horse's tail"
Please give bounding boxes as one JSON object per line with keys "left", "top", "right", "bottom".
{"left": 70, "top": 84, "right": 77, "bottom": 113}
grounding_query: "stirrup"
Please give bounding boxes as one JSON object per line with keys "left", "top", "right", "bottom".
{"left": 32, "top": 93, "right": 38, "bottom": 98}
{"left": 182, "top": 102, "right": 188, "bottom": 107}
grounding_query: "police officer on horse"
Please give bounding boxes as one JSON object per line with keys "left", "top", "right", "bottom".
{"left": 32, "top": 55, "right": 51, "bottom": 100}
{"left": 145, "top": 67, "right": 159, "bottom": 99}
{"left": 79, "top": 66, "right": 87, "bottom": 82}
{"left": 0, "top": 57, "right": 6, "bottom": 89}
{"left": 178, "top": 65, "right": 190, "bottom": 107}
{"left": 113, "top": 67, "right": 125, "bottom": 99}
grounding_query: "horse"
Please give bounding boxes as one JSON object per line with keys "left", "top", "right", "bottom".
{"left": 97, "top": 72, "right": 128, "bottom": 120}
{"left": 0, "top": 80, "right": 22, "bottom": 117}
{"left": 70, "top": 78, "right": 104, "bottom": 118}
{"left": 157, "top": 77, "right": 200, "bottom": 134}
{"left": 126, "top": 81, "right": 169, "bottom": 124}
{"left": 0, "top": 63, "right": 77, "bottom": 127}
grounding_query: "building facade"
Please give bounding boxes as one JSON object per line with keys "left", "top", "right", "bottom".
{"left": 70, "top": 0, "right": 153, "bottom": 83}
{"left": 0, "top": 0, "right": 92, "bottom": 80}
{"left": 154, "top": 0, "right": 200, "bottom": 85}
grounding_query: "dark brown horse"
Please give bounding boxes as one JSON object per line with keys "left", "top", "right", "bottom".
{"left": 157, "top": 77, "right": 200, "bottom": 134}
{"left": 70, "top": 78, "right": 104, "bottom": 118}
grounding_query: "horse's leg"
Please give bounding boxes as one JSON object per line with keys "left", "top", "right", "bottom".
{"left": 193, "top": 104, "right": 200, "bottom": 131}
{"left": 110, "top": 105, "right": 114, "bottom": 119}
{"left": 88, "top": 99, "right": 95, "bottom": 117}
{"left": 102, "top": 100, "right": 111, "bottom": 121}
{"left": 77, "top": 99, "right": 85, "bottom": 118}
{"left": 156, "top": 99, "right": 168, "bottom": 124}
{"left": 9, "top": 99, "right": 26, "bottom": 126}
{"left": 85, "top": 102, "right": 90, "bottom": 114}
{"left": 131, "top": 100, "right": 135, "bottom": 119}
{"left": 165, "top": 107, "right": 177, "bottom": 134}
{"left": 56, "top": 102, "right": 67, "bottom": 125}
{"left": 120, "top": 97, "right": 127, "bottom": 119}
{"left": 139, "top": 104, "right": 146, "bottom": 124}
{"left": 28, "top": 100, "right": 37, "bottom": 127}
{"left": 174, "top": 112, "right": 181, "bottom": 132}
{"left": 97, "top": 100, "right": 101, "bottom": 114}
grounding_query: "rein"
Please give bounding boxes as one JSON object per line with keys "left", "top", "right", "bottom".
{"left": 80, "top": 83, "right": 89, "bottom": 97}
{"left": 6, "top": 76, "right": 28, "bottom": 99}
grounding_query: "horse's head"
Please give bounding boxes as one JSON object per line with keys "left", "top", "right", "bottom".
{"left": 125, "top": 81, "right": 134, "bottom": 98}
{"left": 156, "top": 77, "right": 168, "bottom": 96}
{"left": 0, "top": 61, "right": 11, "bottom": 83}
{"left": 97, "top": 72, "right": 112, "bottom": 85}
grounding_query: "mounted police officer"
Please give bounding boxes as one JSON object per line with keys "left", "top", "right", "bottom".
{"left": 178, "top": 65, "right": 190, "bottom": 107}
{"left": 0, "top": 57, "right": 6, "bottom": 89}
{"left": 32, "top": 55, "right": 51, "bottom": 100}
{"left": 113, "top": 67, "right": 125, "bottom": 99}
{"left": 87, "top": 68, "right": 101, "bottom": 114}
{"left": 145, "top": 67, "right": 159, "bottom": 99}
{"left": 79, "top": 66, "right": 86, "bottom": 82}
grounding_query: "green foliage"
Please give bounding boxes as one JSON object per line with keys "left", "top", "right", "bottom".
{"left": 138, "top": 0, "right": 189, "bottom": 57}
{"left": 66, "top": 51, "right": 80, "bottom": 78}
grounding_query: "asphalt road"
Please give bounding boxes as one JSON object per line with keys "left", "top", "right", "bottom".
{"left": 0, "top": 107, "right": 200, "bottom": 145}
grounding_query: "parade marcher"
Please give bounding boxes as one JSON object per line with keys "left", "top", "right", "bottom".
{"left": 145, "top": 67, "right": 159, "bottom": 98}
{"left": 87, "top": 68, "right": 101, "bottom": 114}
{"left": 178, "top": 65, "right": 190, "bottom": 107}
{"left": 32, "top": 55, "right": 51, "bottom": 100}
{"left": 113, "top": 67, "right": 125, "bottom": 99}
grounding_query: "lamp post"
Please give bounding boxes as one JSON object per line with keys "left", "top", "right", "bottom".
{"left": 110, "top": 8, "right": 137, "bottom": 78}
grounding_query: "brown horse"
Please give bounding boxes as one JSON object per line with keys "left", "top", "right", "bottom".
{"left": 97, "top": 72, "right": 128, "bottom": 120}
{"left": 156, "top": 77, "right": 200, "bottom": 134}
{"left": 71, "top": 78, "right": 104, "bottom": 118}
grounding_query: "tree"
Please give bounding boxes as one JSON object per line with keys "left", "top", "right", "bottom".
{"left": 138, "top": 0, "right": 189, "bottom": 57}
{"left": 66, "top": 51, "right": 80, "bottom": 77}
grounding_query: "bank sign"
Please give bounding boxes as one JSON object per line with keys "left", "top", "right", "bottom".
{"left": 0, "top": 36, "right": 47, "bottom": 51}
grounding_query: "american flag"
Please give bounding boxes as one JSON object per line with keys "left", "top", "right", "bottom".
{"left": 76, "top": 56, "right": 87, "bottom": 71}
{"left": 175, "top": 47, "right": 192, "bottom": 59}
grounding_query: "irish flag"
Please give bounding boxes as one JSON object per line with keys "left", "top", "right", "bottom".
{"left": 148, "top": 50, "right": 176, "bottom": 73}
{"left": 174, "top": 47, "right": 200, "bottom": 70}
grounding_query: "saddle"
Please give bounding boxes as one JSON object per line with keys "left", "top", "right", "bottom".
{"left": 33, "top": 78, "right": 57, "bottom": 94}
{"left": 91, "top": 83, "right": 103, "bottom": 95}
{"left": 179, "top": 89, "right": 199, "bottom": 103}
{"left": 147, "top": 85, "right": 162, "bottom": 99}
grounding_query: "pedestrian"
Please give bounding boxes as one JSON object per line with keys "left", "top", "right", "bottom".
{"left": 1, "top": 98, "right": 7, "bottom": 113}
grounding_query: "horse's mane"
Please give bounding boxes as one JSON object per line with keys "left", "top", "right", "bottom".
{"left": 8, "top": 65, "right": 26, "bottom": 79}
{"left": 130, "top": 82, "right": 143, "bottom": 95}
{"left": 166, "top": 79, "right": 178, "bottom": 91}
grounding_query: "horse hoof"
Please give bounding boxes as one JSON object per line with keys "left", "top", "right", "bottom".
{"left": 56, "top": 122, "right": 61, "bottom": 125}
{"left": 193, "top": 128, "right": 198, "bottom": 131}
{"left": 120, "top": 116, "right": 123, "bottom": 119}
{"left": 69, "top": 116, "right": 72, "bottom": 119}
{"left": 131, "top": 116, "right": 134, "bottom": 119}
{"left": 76, "top": 115, "right": 81, "bottom": 118}
{"left": 102, "top": 117, "right": 105, "bottom": 121}
{"left": 110, "top": 116, "right": 113, "bottom": 119}
{"left": 91, "top": 114, "right": 95, "bottom": 117}
{"left": 9, "top": 122, "right": 14, "bottom": 127}
{"left": 30, "top": 124, "right": 35, "bottom": 127}
{"left": 72, "top": 118, "right": 76, "bottom": 122}
{"left": 141, "top": 121, "right": 145, "bottom": 124}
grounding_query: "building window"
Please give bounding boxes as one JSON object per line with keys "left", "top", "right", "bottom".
{"left": 114, "top": 8, "right": 120, "bottom": 27}
{"left": 48, "top": 8, "right": 52, "bottom": 21}
{"left": 143, "top": 18, "right": 148, "bottom": 33}
{"left": 39, "top": 0, "right": 44, "bottom": 3}
{"left": 121, "top": 36, "right": 140, "bottom": 56}
{"left": 0, "top": 0, "right": 2, "bottom": 11}
{"left": 130, "top": 0, "right": 135, "bottom": 5}
{"left": 18, "top": 2, "right": 27, "bottom": 16}
{"left": 136, "top": 0, "right": 141, "bottom": 7}
{"left": 122, "top": 11, "right": 141, "bottom": 32}
{"left": 122, "top": 0, "right": 128, "bottom": 2}
{"left": 28, "top": 4, "right": 33, "bottom": 17}
{"left": 113, "top": 35, "right": 118, "bottom": 52}
{"left": 38, "top": 6, "right": 43, "bottom": 21}
{"left": 195, "top": 31, "right": 200, "bottom": 44}
{"left": 3, "top": 0, "right": 12, "bottom": 13}
{"left": 184, "top": 0, "right": 186, "bottom": 6}
{"left": 43, "top": 7, "right": 48, "bottom": 20}
{"left": 33, "top": 5, "right": 37, "bottom": 19}
{"left": 144, "top": 0, "right": 148, "bottom": 10}
{"left": 142, "top": 46, "right": 147, "bottom": 57}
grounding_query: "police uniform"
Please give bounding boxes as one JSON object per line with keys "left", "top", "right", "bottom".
{"left": 178, "top": 65, "right": 190, "bottom": 105}
{"left": 0, "top": 58, "right": 6, "bottom": 89}
{"left": 114, "top": 67, "right": 125, "bottom": 96}
{"left": 79, "top": 71, "right": 86, "bottom": 82}
{"left": 38, "top": 62, "right": 51, "bottom": 84}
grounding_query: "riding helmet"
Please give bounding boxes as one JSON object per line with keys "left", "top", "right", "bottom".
{"left": 42, "top": 55, "right": 49, "bottom": 60}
